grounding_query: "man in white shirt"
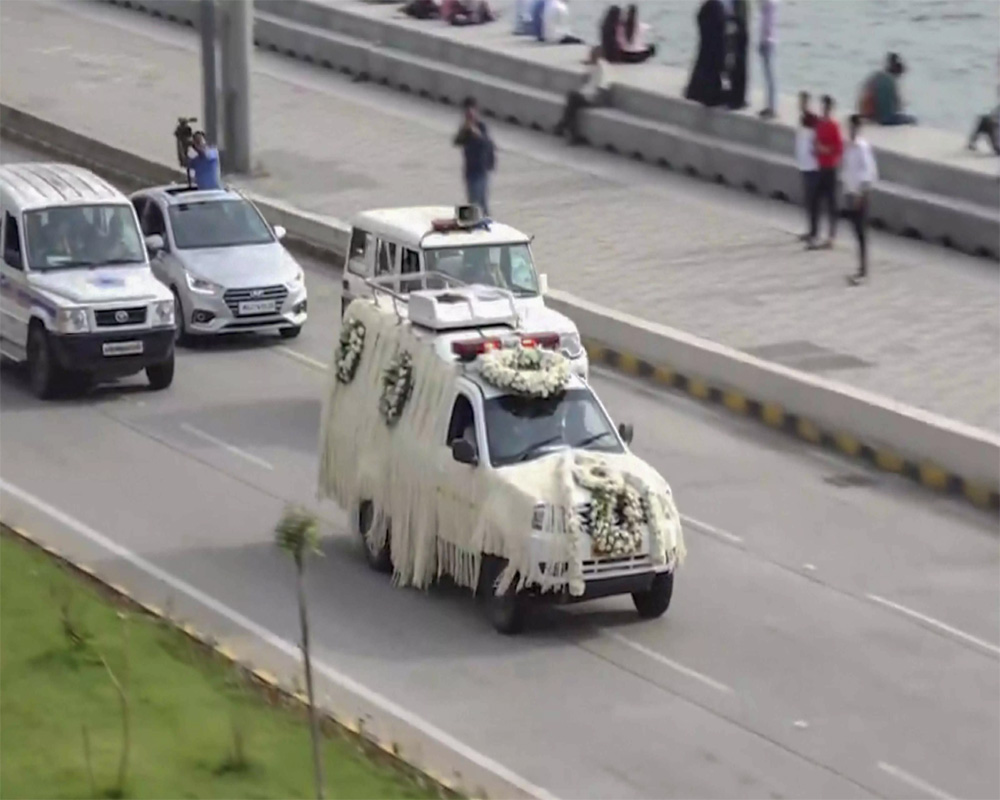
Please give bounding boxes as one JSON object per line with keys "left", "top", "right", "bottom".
{"left": 841, "top": 114, "right": 878, "bottom": 285}
{"left": 757, "top": 0, "right": 778, "bottom": 118}
{"left": 542, "top": 0, "right": 584, "bottom": 44}
{"left": 554, "top": 46, "right": 610, "bottom": 144}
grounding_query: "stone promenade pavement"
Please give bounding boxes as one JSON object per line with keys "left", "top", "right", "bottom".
{"left": 2, "top": 0, "right": 998, "bottom": 431}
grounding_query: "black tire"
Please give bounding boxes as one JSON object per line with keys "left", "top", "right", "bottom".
{"left": 632, "top": 570, "right": 674, "bottom": 619}
{"left": 146, "top": 353, "right": 175, "bottom": 390}
{"left": 358, "top": 500, "right": 392, "bottom": 573}
{"left": 478, "top": 556, "right": 528, "bottom": 635}
{"left": 279, "top": 325, "right": 301, "bottom": 340}
{"left": 172, "top": 288, "right": 193, "bottom": 347}
{"left": 27, "top": 324, "right": 61, "bottom": 399}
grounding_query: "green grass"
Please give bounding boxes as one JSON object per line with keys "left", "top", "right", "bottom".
{"left": 0, "top": 531, "right": 445, "bottom": 799}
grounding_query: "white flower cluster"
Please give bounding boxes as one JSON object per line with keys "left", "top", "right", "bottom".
{"left": 572, "top": 455, "right": 644, "bottom": 557}
{"left": 478, "top": 345, "right": 571, "bottom": 398}
{"left": 379, "top": 350, "right": 414, "bottom": 426}
{"left": 336, "top": 319, "right": 366, "bottom": 384}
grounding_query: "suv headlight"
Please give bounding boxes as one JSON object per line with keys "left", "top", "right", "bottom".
{"left": 56, "top": 308, "right": 89, "bottom": 334}
{"left": 560, "top": 332, "right": 583, "bottom": 359}
{"left": 153, "top": 299, "right": 175, "bottom": 327}
{"left": 185, "top": 272, "right": 222, "bottom": 295}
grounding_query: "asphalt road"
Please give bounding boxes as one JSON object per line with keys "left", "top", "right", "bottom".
{"left": 1, "top": 139, "right": 998, "bottom": 800}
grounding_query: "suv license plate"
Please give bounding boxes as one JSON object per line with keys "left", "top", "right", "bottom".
{"left": 238, "top": 300, "right": 277, "bottom": 315}
{"left": 103, "top": 340, "right": 144, "bottom": 357}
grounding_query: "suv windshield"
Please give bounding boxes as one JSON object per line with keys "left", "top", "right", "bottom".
{"left": 424, "top": 243, "right": 538, "bottom": 296}
{"left": 169, "top": 199, "right": 273, "bottom": 249}
{"left": 24, "top": 205, "right": 145, "bottom": 270}
{"left": 484, "top": 388, "right": 623, "bottom": 467}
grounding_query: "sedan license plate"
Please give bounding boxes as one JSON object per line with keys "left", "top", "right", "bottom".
{"left": 102, "top": 340, "right": 144, "bottom": 357}
{"left": 238, "top": 300, "right": 277, "bottom": 315}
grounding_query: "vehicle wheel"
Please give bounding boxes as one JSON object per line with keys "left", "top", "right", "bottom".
{"left": 358, "top": 500, "right": 392, "bottom": 573}
{"left": 279, "top": 325, "right": 301, "bottom": 340}
{"left": 632, "top": 570, "right": 674, "bottom": 619}
{"left": 146, "top": 353, "right": 175, "bottom": 390}
{"left": 27, "top": 325, "right": 62, "bottom": 399}
{"left": 172, "top": 288, "right": 193, "bottom": 347}
{"left": 479, "top": 556, "right": 528, "bottom": 635}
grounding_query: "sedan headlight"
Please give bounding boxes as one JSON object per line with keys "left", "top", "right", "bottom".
{"left": 185, "top": 272, "right": 223, "bottom": 295}
{"left": 153, "top": 299, "right": 175, "bottom": 327}
{"left": 56, "top": 308, "right": 89, "bottom": 334}
{"left": 287, "top": 268, "right": 305, "bottom": 289}
{"left": 560, "top": 332, "right": 583, "bottom": 359}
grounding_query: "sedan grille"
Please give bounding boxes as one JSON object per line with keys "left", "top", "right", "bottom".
{"left": 223, "top": 285, "right": 288, "bottom": 316}
{"left": 94, "top": 306, "right": 147, "bottom": 327}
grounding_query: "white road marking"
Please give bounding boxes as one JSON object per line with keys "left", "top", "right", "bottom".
{"left": 680, "top": 514, "right": 744, "bottom": 544}
{"left": 867, "top": 594, "right": 1000, "bottom": 657}
{"left": 877, "top": 761, "right": 956, "bottom": 800}
{"left": 602, "top": 631, "right": 734, "bottom": 694}
{"left": 0, "top": 478, "right": 559, "bottom": 800}
{"left": 179, "top": 423, "right": 274, "bottom": 471}
{"left": 275, "top": 346, "right": 328, "bottom": 372}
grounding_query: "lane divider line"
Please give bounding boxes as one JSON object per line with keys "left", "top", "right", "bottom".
{"left": 877, "top": 761, "right": 957, "bottom": 800}
{"left": 680, "top": 515, "right": 744, "bottom": 545}
{"left": 602, "top": 631, "right": 734, "bottom": 694}
{"left": 275, "top": 345, "right": 329, "bottom": 372}
{"left": 179, "top": 423, "right": 275, "bottom": 471}
{"left": 866, "top": 593, "right": 1000, "bottom": 658}
{"left": 0, "top": 478, "right": 557, "bottom": 800}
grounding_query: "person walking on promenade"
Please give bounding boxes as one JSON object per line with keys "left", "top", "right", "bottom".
{"left": 842, "top": 114, "right": 878, "bottom": 285}
{"left": 809, "top": 94, "right": 843, "bottom": 250}
{"left": 684, "top": 0, "right": 726, "bottom": 107}
{"left": 757, "top": 0, "right": 778, "bottom": 118}
{"left": 554, "top": 46, "right": 611, "bottom": 144}
{"left": 725, "top": 0, "right": 749, "bottom": 109}
{"left": 453, "top": 97, "right": 496, "bottom": 216}
{"left": 795, "top": 91, "right": 819, "bottom": 240}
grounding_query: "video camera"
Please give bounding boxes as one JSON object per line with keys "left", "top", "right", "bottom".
{"left": 173, "top": 116, "right": 198, "bottom": 168}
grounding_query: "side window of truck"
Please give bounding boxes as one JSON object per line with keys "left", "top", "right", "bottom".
{"left": 347, "top": 228, "right": 373, "bottom": 277}
{"left": 400, "top": 248, "right": 421, "bottom": 293}
{"left": 375, "top": 239, "right": 396, "bottom": 278}
{"left": 3, "top": 212, "right": 23, "bottom": 269}
{"left": 446, "top": 394, "right": 477, "bottom": 447}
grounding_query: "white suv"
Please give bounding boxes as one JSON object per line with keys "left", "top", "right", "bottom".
{"left": 0, "top": 163, "right": 176, "bottom": 398}
{"left": 130, "top": 185, "right": 308, "bottom": 343}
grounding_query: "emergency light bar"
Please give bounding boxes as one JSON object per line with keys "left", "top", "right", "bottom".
{"left": 452, "top": 332, "right": 560, "bottom": 361}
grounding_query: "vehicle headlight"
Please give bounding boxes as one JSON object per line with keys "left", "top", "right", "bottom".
{"left": 185, "top": 272, "right": 222, "bottom": 295}
{"left": 560, "top": 332, "right": 583, "bottom": 359}
{"left": 153, "top": 299, "right": 175, "bottom": 327}
{"left": 56, "top": 308, "right": 89, "bottom": 334}
{"left": 287, "top": 268, "right": 305, "bottom": 289}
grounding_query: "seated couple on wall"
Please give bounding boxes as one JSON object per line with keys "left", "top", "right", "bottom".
{"left": 403, "top": 0, "right": 496, "bottom": 25}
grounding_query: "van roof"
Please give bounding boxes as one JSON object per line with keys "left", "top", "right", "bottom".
{"left": 0, "top": 162, "right": 127, "bottom": 211}
{"left": 352, "top": 206, "right": 530, "bottom": 250}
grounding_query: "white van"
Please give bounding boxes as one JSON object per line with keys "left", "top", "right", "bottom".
{"left": 0, "top": 163, "right": 176, "bottom": 398}
{"left": 341, "top": 205, "right": 589, "bottom": 378}
{"left": 320, "top": 278, "right": 686, "bottom": 634}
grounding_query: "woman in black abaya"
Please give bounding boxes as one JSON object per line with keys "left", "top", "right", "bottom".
{"left": 684, "top": 0, "right": 726, "bottom": 107}
{"left": 725, "top": 0, "right": 749, "bottom": 109}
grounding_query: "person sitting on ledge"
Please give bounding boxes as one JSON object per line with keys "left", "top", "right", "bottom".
{"left": 541, "top": 0, "right": 585, "bottom": 45}
{"left": 402, "top": 0, "right": 441, "bottom": 19}
{"left": 442, "top": 0, "right": 495, "bottom": 25}
{"left": 616, "top": 4, "right": 656, "bottom": 64}
{"left": 554, "top": 45, "right": 611, "bottom": 144}
{"left": 858, "top": 52, "right": 917, "bottom": 126}
{"left": 968, "top": 105, "right": 1000, "bottom": 155}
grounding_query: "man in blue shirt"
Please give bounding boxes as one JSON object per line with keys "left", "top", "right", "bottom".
{"left": 453, "top": 97, "right": 495, "bottom": 216}
{"left": 188, "top": 132, "right": 222, "bottom": 190}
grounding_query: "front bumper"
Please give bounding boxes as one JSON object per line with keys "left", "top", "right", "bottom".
{"left": 184, "top": 284, "right": 308, "bottom": 336}
{"left": 49, "top": 327, "right": 175, "bottom": 377}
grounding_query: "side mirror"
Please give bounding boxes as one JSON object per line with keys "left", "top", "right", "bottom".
{"left": 273, "top": 225, "right": 287, "bottom": 241}
{"left": 145, "top": 234, "right": 165, "bottom": 254}
{"left": 3, "top": 250, "right": 22, "bottom": 270}
{"left": 538, "top": 273, "right": 549, "bottom": 295}
{"left": 451, "top": 438, "right": 478, "bottom": 466}
{"left": 618, "top": 422, "right": 634, "bottom": 445}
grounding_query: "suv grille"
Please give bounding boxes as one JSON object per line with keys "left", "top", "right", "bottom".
{"left": 223, "top": 285, "right": 288, "bottom": 316}
{"left": 94, "top": 306, "right": 147, "bottom": 327}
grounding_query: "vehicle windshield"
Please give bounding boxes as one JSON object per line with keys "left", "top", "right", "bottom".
{"left": 169, "top": 199, "right": 273, "bottom": 249}
{"left": 23, "top": 205, "right": 145, "bottom": 270}
{"left": 424, "top": 243, "right": 538, "bottom": 296}
{"left": 484, "top": 388, "right": 624, "bottom": 467}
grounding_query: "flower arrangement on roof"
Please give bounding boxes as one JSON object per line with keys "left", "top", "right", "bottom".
{"left": 477, "top": 344, "right": 570, "bottom": 398}
{"left": 335, "top": 318, "right": 366, "bottom": 384}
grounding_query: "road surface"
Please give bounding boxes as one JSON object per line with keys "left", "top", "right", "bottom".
{"left": 1, "top": 140, "right": 997, "bottom": 799}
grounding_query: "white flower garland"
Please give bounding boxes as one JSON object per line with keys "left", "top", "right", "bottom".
{"left": 379, "top": 350, "right": 414, "bottom": 426}
{"left": 336, "top": 319, "right": 366, "bottom": 384}
{"left": 572, "top": 455, "right": 645, "bottom": 557}
{"left": 478, "top": 345, "right": 570, "bottom": 398}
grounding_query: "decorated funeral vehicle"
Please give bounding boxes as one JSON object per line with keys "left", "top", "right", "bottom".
{"left": 319, "top": 276, "right": 685, "bottom": 634}
{"left": 340, "top": 204, "right": 589, "bottom": 378}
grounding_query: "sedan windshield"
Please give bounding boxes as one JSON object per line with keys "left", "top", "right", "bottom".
{"left": 24, "top": 205, "right": 145, "bottom": 270}
{"left": 424, "top": 243, "right": 538, "bottom": 296}
{"left": 484, "top": 388, "right": 623, "bottom": 468}
{"left": 169, "top": 199, "right": 273, "bottom": 249}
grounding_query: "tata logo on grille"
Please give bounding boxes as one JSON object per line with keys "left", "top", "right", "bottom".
{"left": 115, "top": 310, "right": 130, "bottom": 323}
{"left": 250, "top": 289, "right": 264, "bottom": 298}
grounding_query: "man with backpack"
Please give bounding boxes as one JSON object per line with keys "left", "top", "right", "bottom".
{"left": 453, "top": 97, "right": 496, "bottom": 216}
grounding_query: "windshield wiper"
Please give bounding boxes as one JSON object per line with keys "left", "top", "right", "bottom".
{"left": 509, "top": 435, "right": 565, "bottom": 463}
{"left": 95, "top": 258, "right": 141, "bottom": 266}
{"left": 574, "top": 431, "right": 615, "bottom": 450}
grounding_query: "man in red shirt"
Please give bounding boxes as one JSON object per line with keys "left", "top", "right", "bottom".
{"left": 809, "top": 94, "right": 844, "bottom": 249}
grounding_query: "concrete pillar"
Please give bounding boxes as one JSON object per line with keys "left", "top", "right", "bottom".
{"left": 199, "top": 0, "right": 218, "bottom": 147}
{"left": 218, "top": 0, "right": 252, "bottom": 174}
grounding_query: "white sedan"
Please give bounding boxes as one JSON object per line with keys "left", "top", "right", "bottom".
{"left": 130, "top": 185, "right": 307, "bottom": 343}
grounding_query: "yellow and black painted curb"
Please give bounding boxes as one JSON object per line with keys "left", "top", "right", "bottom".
{"left": 584, "top": 340, "right": 1000, "bottom": 514}
{"left": 2, "top": 524, "right": 468, "bottom": 800}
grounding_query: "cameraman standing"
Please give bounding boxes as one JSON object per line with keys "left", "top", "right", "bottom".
{"left": 188, "top": 131, "right": 222, "bottom": 190}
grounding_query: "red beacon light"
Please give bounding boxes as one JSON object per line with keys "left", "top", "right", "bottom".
{"left": 452, "top": 332, "right": 560, "bottom": 361}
